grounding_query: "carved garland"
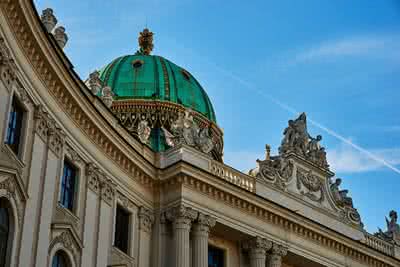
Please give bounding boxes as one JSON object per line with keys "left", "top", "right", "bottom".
{"left": 138, "top": 206, "right": 154, "bottom": 233}
{"left": 161, "top": 174, "right": 395, "bottom": 267}
{"left": 0, "top": 1, "right": 153, "bottom": 188}
{"left": 296, "top": 168, "right": 324, "bottom": 203}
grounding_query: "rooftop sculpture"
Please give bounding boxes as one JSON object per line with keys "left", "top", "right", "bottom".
{"left": 375, "top": 210, "right": 400, "bottom": 245}
{"left": 279, "top": 113, "right": 329, "bottom": 169}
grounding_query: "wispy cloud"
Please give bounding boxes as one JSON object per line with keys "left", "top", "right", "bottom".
{"left": 328, "top": 143, "right": 400, "bottom": 173}
{"left": 162, "top": 34, "right": 400, "bottom": 176}
{"left": 289, "top": 35, "right": 400, "bottom": 65}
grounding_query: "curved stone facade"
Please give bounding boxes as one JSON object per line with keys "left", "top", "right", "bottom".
{"left": 0, "top": 2, "right": 398, "bottom": 267}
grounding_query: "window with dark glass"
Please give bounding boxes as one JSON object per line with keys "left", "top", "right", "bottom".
{"left": 60, "top": 160, "right": 77, "bottom": 211}
{"left": 51, "top": 250, "right": 68, "bottom": 267}
{"left": 0, "top": 199, "right": 10, "bottom": 267}
{"left": 208, "top": 245, "right": 224, "bottom": 267}
{"left": 5, "top": 96, "right": 24, "bottom": 155}
{"left": 114, "top": 205, "right": 130, "bottom": 253}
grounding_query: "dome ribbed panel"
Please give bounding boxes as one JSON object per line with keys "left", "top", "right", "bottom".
{"left": 98, "top": 54, "right": 217, "bottom": 123}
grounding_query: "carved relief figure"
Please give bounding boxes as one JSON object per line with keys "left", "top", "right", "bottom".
{"left": 163, "top": 109, "right": 214, "bottom": 154}
{"left": 137, "top": 119, "right": 151, "bottom": 144}
{"left": 330, "top": 178, "right": 353, "bottom": 207}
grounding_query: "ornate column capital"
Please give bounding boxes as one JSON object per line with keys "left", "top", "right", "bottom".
{"left": 138, "top": 206, "right": 154, "bottom": 233}
{"left": 270, "top": 243, "right": 288, "bottom": 257}
{"left": 243, "top": 236, "right": 272, "bottom": 255}
{"left": 266, "top": 243, "right": 288, "bottom": 267}
{"left": 165, "top": 204, "right": 198, "bottom": 229}
{"left": 193, "top": 212, "right": 216, "bottom": 235}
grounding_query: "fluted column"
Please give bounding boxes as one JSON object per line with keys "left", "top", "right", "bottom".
{"left": 266, "top": 243, "right": 288, "bottom": 267}
{"left": 243, "top": 236, "right": 272, "bottom": 267}
{"left": 166, "top": 205, "right": 198, "bottom": 267}
{"left": 192, "top": 213, "right": 216, "bottom": 267}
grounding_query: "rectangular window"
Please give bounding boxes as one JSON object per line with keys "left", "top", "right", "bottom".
{"left": 114, "top": 205, "right": 130, "bottom": 254}
{"left": 208, "top": 245, "right": 224, "bottom": 267}
{"left": 60, "top": 160, "right": 77, "bottom": 211}
{"left": 5, "top": 96, "right": 24, "bottom": 155}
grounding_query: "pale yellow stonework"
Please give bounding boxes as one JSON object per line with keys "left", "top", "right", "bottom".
{"left": 0, "top": 2, "right": 399, "bottom": 267}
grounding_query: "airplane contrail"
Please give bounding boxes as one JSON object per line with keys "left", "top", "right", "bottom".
{"left": 205, "top": 58, "right": 400, "bottom": 175}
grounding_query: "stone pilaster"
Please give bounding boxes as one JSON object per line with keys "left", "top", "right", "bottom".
{"left": 266, "top": 243, "right": 288, "bottom": 267}
{"left": 192, "top": 213, "right": 216, "bottom": 267}
{"left": 165, "top": 204, "right": 198, "bottom": 267}
{"left": 243, "top": 236, "right": 272, "bottom": 267}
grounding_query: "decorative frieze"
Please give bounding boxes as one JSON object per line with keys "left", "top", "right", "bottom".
{"left": 86, "top": 162, "right": 115, "bottom": 205}
{"left": 34, "top": 104, "right": 66, "bottom": 156}
{"left": 65, "top": 144, "right": 84, "bottom": 165}
{"left": 0, "top": 37, "right": 18, "bottom": 91}
{"left": 100, "top": 178, "right": 116, "bottom": 205}
{"left": 85, "top": 162, "right": 103, "bottom": 194}
{"left": 48, "top": 125, "right": 65, "bottom": 157}
{"left": 138, "top": 206, "right": 154, "bottom": 233}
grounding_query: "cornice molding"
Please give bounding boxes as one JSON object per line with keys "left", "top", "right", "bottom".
{"left": 0, "top": 0, "right": 154, "bottom": 189}
{"left": 161, "top": 174, "right": 398, "bottom": 267}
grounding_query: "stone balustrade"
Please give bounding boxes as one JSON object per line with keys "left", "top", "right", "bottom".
{"left": 210, "top": 161, "right": 255, "bottom": 192}
{"left": 364, "top": 233, "right": 394, "bottom": 257}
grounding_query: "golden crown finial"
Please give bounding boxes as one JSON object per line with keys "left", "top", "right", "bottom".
{"left": 138, "top": 28, "right": 154, "bottom": 55}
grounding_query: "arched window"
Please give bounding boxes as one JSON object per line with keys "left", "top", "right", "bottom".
{"left": 51, "top": 250, "right": 69, "bottom": 267}
{"left": 0, "top": 199, "right": 10, "bottom": 267}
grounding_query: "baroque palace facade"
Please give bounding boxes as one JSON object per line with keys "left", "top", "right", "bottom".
{"left": 0, "top": 1, "right": 399, "bottom": 267}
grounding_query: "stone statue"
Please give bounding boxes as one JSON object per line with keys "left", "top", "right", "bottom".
{"left": 162, "top": 109, "right": 214, "bottom": 154}
{"left": 101, "top": 86, "right": 114, "bottom": 108}
{"left": 376, "top": 210, "right": 400, "bottom": 243}
{"left": 86, "top": 70, "right": 102, "bottom": 95}
{"left": 330, "top": 178, "right": 353, "bottom": 207}
{"left": 308, "top": 135, "right": 321, "bottom": 152}
{"left": 281, "top": 120, "right": 296, "bottom": 149}
{"left": 279, "top": 113, "right": 309, "bottom": 156}
{"left": 137, "top": 119, "right": 151, "bottom": 144}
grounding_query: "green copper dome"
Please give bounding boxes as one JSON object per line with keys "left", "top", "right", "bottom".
{"left": 99, "top": 54, "right": 216, "bottom": 122}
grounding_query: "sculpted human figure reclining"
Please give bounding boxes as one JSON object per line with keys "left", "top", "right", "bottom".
{"left": 330, "top": 178, "right": 354, "bottom": 207}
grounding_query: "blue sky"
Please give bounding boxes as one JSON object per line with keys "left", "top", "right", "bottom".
{"left": 34, "top": 0, "right": 400, "bottom": 232}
